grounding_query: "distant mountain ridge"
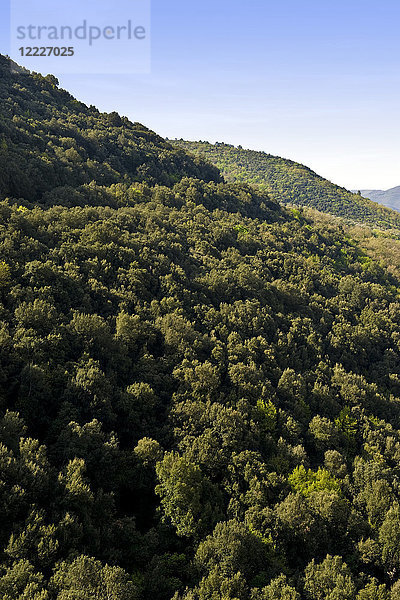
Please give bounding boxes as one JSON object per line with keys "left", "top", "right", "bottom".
{"left": 358, "top": 186, "right": 400, "bottom": 212}
{"left": 172, "top": 140, "right": 400, "bottom": 228}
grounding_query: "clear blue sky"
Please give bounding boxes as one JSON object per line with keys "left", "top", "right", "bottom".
{"left": 2, "top": 0, "right": 400, "bottom": 190}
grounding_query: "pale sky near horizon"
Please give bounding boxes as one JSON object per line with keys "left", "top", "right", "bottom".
{"left": 1, "top": 0, "right": 400, "bottom": 191}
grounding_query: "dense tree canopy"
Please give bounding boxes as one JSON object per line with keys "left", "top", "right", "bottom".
{"left": 0, "top": 56, "right": 220, "bottom": 205}
{"left": 1, "top": 55, "right": 400, "bottom": 598}
{"left": 172, "top": 140, "right": 400, "bottom": 228}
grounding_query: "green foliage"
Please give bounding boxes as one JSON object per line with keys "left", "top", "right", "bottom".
{"left": 288, "top": 465, "right": 341, "bottom": 497}
{"left": 303, "top": 555, "right": 356, "bottom": 600}
{"left": 0, "top": 57, "right": 221, "bottom": 205}
{"left": 335, "top": 406, "right": 358, "bottom": 439}
{"left": 173, "top": 140, "right": 400, "bottom": 228}
{"left": 0, "top": 260, "right": 11, "bottom": 287}
{"left": 174, "top": 567, "right": 249, "bottom": 600}
{"left": 195, "top": 520, "right": 270, "bottom": 581}
{"left": 357, "top": 579, "right": 389, "bottom": 600}
{"left": 257, "top": 399, "right": 277, "bottom": 432}
{"left": 155, "top": 452, "right": 223, "bottom": 539}
{"left": 0, "top": 559, "right": 49, "bottom": 600}
{"left": 379, "top": 503, "right": 400, "bottom": 576}
{"left": 51, "top": 555, "right": 139, "bottom": 599}
{"left": 2, "top": 55, "right": 400, "bottom": 600}
{"left": 251, "top": 574, "right": 300, "bottom": 600}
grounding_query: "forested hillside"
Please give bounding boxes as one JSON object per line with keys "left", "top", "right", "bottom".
{"left": 2, "top": 56, "right": 400, "bottom": 599}
{"left": 360, "top": 187, "right": 400, "bottom": 213}
{"left": 172, "top": 140, "right": 400, "bottom": 229}
{"left": 0, "top": 56, "right": 220, "bottom": 205}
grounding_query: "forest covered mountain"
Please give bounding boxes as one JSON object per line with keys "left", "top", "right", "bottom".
{"left": 2, "top": 55, "right": 400, "bottom": 599}
{"left": 359, "top": 187, "right": 400, "bottom": 213}
{"left": 0, "top": 56, "right": 220, "bottom": 205}
{"left": 172, "top": 140, "right": 400, "bottom": 229}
